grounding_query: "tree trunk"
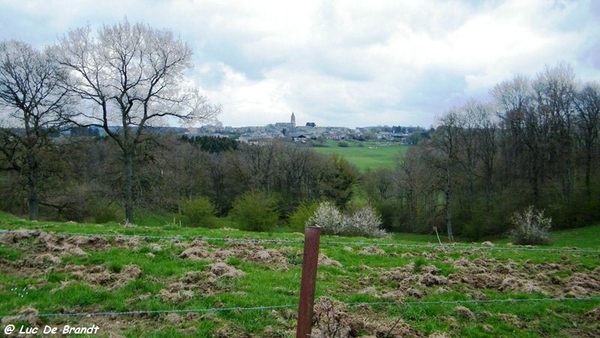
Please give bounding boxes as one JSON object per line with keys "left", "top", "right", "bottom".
{"left": 28, "top": 184, "right": 39, "bottom": 221}
{"left": 124, "top": 151, "right": 134, "bottom": 223}
{"left": 585, "top": 149, "right": 592, "bottom": 199}
{"left": 26, "top": 152, "right": 39, "bottom": 221}
{"left": 445, "top": 167, "right": 454, "bottom": 242}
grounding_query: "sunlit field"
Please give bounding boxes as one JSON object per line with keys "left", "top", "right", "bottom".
{"left": 312, "top": 140, "right": 408, "bottom": 171}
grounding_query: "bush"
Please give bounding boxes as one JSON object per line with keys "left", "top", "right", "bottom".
{"left": 509, "top": 205, "right": 552, "bottom": 245}
{"left": 343, "top": 206, "right": 389, "bottom": 238}
{"left": 288, "top": 200, "right": 320, "bottom": 232}
{"left": 92, "top": 203, "right": 121, "bottom": 224}
{"left": 231, "top": 191, "right": 280, "bottom": 232}
{"left": 306, "top": 201, "right": 343, "bottom": 234}
{"left": 306, "top": 201, "right": 388, "bottom": 238}
{"left": 179, "top": 197, "right": 217, "bottom": 228}
{"left": 337, "top": 141, "right": 349, "bottom": 147}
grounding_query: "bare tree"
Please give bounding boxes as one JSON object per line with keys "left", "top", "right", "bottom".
{"left": 399, "top": 147, "right": 442, "bottom": 233}
{"left": 532, "top": 64, "right": 577, "bottom": 202}
{"left": 470, "top": 101, "right": 498, "bottom": 213}
{"left": 492, "top": 75, "right": 533, "bottom": 195}
{"left": 0, "top": 40, "right": 72, "bottom": 220}
{"left": 573, "top": 82, "right": 600, "bottom": 198}
{"left": 428, "top": 109, "right": 463, "bottom": 241}
{"left": 52, "top": 20, "right": 220, "bottom": 222}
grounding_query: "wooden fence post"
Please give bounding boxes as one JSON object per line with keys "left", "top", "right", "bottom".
{"left": 296, "top": 226, "right": 321, "bottom": 338}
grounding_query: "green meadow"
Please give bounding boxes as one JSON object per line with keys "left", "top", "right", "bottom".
{"left": 1, "top": 211, "right": 599, "bottom": 337}
{"left": 311, "top": 140, "right": 408, "bottom": 171}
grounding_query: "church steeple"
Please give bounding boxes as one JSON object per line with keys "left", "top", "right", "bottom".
{"left": 291, "top": 112, "right": 296, "bottom": 129}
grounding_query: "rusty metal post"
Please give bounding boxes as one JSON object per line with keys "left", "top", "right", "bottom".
{"left": 296, "top": 226, "right": 321, "bottom": 338}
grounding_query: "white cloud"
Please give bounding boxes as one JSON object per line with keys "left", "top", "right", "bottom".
{"left": 1, "top": 0, "right": 599, "bottom": 127}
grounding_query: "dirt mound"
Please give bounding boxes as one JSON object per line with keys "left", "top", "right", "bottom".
{"left": 318, "top": 254, "right": 343, "bottom": 267}
{"left": 455, "top": 306, "right": 475, "bottom": 320}
{"left": 312, "top": 297, "right": 358, "bottom": 337}
{"left": 419, "top": 273, "right": 448, "bottom": 287}
{"left": 66, "top": 235, "right": 108, "bottom": 249}
{"left": 210, "top": 262, "right": 244, "bottom": 278}
{"left": 565, "top": 273, "right": 600, "bottom": 292}
{"left": 157, "top": 264, "right": 244, "bottom": 304}
{"left": 158, "top": 287, "right": 195, "bottom": 304}
{"left": 453, "top": 257, "right": 472, "bottom": 270}
{"left": 114, "top": 236, "right": 141, "bottom": 249}
{"left": 163, "top": 313, "right": 184, "bottom": 324}
{"left": 312, "top": 297, "right": 425, "bottom": 337}
{"left": 247, "top": 249, "right": 286, "bottom": 265}
{"left": 178, "top": 246, "right": 210, "bottom": 260}
{"left": 498, "top": 276, "right": 544, "bottom": 294}
{"left": 35, "top": 232, "right": 90, "bottom": 257}
{"left": 380, "top": 267, "right": 417, "bottom": 284}
{"left": 33, "top": 253, "right": 62, "bottom": 265}
{"left": 149, "top": 243, "right": 162, "bottom": 251}
{"left": 460, "top": 273, "right": 503, "bottom": 289}
{"left": 0, "top": 229, "right": 37, "bottom": 244}
{"left": 359, "top": 246, "right": 386, "bottom": 255}
{"left": 212, "top": 249, "right": 236, "bottom": 261}
{"left": 585, "top": 307, "right": 600, "bottom": 321}
{"left": 63, "top": 264, "right": 142, "bottom": 290}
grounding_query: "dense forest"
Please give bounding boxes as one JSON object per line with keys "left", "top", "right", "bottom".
{"left": 1, "top": 20, "right": 599, "bottom": 239}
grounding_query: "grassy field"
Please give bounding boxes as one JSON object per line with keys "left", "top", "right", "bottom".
{"left": 311, "top": 140, "right": 408, "bottom": 171}
{"left": 1, "top": 212, "right": 599, "bottom": 337}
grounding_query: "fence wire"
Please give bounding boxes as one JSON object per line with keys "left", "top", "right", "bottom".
{"left": 2, "top": 229, "right": 600, "bottom": 255}
{"left": 2, "top": 296, "right": 599, "bottom": 321}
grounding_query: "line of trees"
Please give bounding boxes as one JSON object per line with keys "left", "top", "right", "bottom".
{"left": 0, "top": 130, "right": 360, "bottom": 224}
{"left": 362, "top": 64, "right": 600, "bottom": 239}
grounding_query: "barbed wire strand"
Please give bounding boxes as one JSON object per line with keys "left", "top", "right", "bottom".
{"left": 2, "top": 229, "right": 599, "bottom": 254}
{"left": 0, "top": 229, "right": 600, "bottom": 254}
{"left": 2, "top": 296, "right": 599, "bottom": 321}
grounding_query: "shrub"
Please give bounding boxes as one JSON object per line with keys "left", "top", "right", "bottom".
{"left": 306, "top": 201, "right": 343, "bottom": 234}
{"left": 306, "top": 201, "right": 388, "bottom": 238}
{"left": 180, "top": 197, "right": 217, "bottom": 228}
{"left": 231, "top": 191, "right": 280, "bottom": 232}
{"left": 337, "top": 141, "right": 349, "bottom": 147}
{"left": 92, "top": 204, "right": 121, "bottom": 224}
{"left": 343, "top": 206, "right": 389, "bottom": 238}
{"left": 288, "top": 200, "right": 320, "bottom": 232}
{"left": 509, "top": 205, "right": 552, "bottom": 245}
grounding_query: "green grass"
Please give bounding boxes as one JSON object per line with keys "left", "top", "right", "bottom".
{"left": 550, "top": 224, "right": 600, "bottom": 248}
{"left": 1, "top": 214, "right": 599, "bottom": 337}
{"left": 312, "top": 140, "right": 408, "bottom": 171}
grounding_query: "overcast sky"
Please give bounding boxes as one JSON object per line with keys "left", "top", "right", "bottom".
{"left": 1, "top": 0, "right": 599, "bottom": 128}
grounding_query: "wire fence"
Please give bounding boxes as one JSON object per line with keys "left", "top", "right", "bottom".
{"left": 2, "top": 229, "right": 600, "bottom": 254}
{"left": 2, "top": 228, "right": 600, "bottom": 336}
{"left": 2, "top": 296, "right": 599, "bottom": 321}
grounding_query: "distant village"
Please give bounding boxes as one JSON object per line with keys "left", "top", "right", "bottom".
{"left": 71, "top": 112, "right": 426, "bottom": 145}
{"left": 187, "top": 113, "right": 425, "bottom": 145}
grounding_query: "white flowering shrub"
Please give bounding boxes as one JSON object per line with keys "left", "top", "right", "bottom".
{"left": 342, "top": 206, "right": 389, "bottom": 238}
{"left": 306, "top": 201, "right": 343, "bottom": 235}
{"left": 509, "top": 205, "right": 552, "bottom": 245}
{"left": 306, "top": 202, "right": 389, "bottom": 238}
